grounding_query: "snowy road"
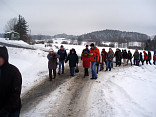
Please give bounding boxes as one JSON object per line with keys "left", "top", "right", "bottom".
{"left": 20, "top": 59, "right": 94, "bottom": 117}
{"left": 20, "top": 62, "right": 127, "bottom": 117}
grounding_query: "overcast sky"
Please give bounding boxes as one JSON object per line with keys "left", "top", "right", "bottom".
{"left": 0, "top": 0, "right": 156, "bottom": 36}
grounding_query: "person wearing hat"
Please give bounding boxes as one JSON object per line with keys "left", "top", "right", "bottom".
{"left": 81, "top": 45, "right": 90, "bottom": 77}
{"left": 47, "top": 49, "right": 60, "bottom": 81}
{"left": 89, "top": 43, "right": 100, "bottom": 79}
{"left": 57, "top": 45, "right": 67, "bottom": 75}
{"left": 0, "top": 46, "right": 22, "bottom": 117}
{"left": 65, "top": 48, "right": 78, "bottom": 76}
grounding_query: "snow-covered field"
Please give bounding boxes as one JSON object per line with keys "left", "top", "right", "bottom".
{"left": 8, "top": 47, "right": 48, "bottom": 94}
{"left": 87, "top": 65, "right": 156, "bottom": 117}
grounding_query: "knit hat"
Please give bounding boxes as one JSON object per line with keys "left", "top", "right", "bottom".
{"left": 90, "top": 43, "right": 94, "bottom": 47}
{"left": 0, "top": 46, "right": 9, "bottom": 62}
{"left": 49, "top": 49, "right": 54, "bottom": 52}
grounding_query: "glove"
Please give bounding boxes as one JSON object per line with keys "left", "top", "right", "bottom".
{"left": 0, "top": 109, "right": 9, "bottom": 117}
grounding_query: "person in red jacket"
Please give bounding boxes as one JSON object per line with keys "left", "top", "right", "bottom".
{"left": 90, "top": 43, "right": 100, "bottom": 79}
{"left": 81, "top": 45, "right": 90, "bottom": 77}
{"left": 143, "top": 51, "right": 148, "bottom": 64}
{"left": 100, "top": 48, "right": 107, "bottom": 71}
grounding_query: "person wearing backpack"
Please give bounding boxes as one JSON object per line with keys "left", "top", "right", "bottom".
{"left": 57, "top": 45, "right": 67, "bottom": 75}
{"left": 65, "top": 49, "right": 78, "bottom": 77}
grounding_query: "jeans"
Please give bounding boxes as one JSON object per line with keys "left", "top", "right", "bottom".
{"left": 91, "top": 62, "right": 97, "bottom": 78}
{"left": 58, "top": 60, "right": 64, "bottom": 73}
{"left": 111, "top": 61, "right": 113, "bottom": 68}
{"left": 96, "top": 65, "right": 99, "bottom": 73}
{"left": 134, "top": 59, "right": 139, "bottom": 66}
{"left": 70, "top": 67, "right": 75, "bottom": 76}
{"left": 106, "top": 60, "right": 112, "bottom": 71}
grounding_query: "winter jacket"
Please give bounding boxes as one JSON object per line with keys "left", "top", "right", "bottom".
{"left": 143, "top": 51, "right": 148, "bottom": 60}
{"left": 122, "top": 51, "right": 127, "bottom": 59}
{"left": 106, "top": 51, "right": 114, "bottom": 61}
{"left": 57, "top": 49, "right": 67, "bottom": 61}
{"left": 140, "top": 53, "right": 143, "bottom": 61}
{"left": 0, "top": 47, "right": 22, "bottom": 113}
{"left": 90, "top": 47, "right": 100, "bottom": 62}
{"left": 81, "top": 48, "right": 90, "bottom": 68}
{"left": 127, "top": 52, "right": 132, "bottom": 59}
{"left": 133, "top": 51, "right": 139, "bottom": 60}
{"left": 47, "top": 53, "right": 60, "bottom": 69}
{"left": 65, "top": 49, "right": 78, "bottom": 67}
{"left": 101, "top": 50, "right": 107, "bottom": 62}
{"left": 148, "top": 51, "right": 151, "bottom": 60}
{"left": 115, "top": 51, "right": 122, "bottom": 60}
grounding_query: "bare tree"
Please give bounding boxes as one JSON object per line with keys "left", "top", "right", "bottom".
{"left": 4, "top": 17, "right": 17, "bottom": 32}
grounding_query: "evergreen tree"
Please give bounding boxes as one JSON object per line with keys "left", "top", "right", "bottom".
{"left": 14, "top": 15, "right": 29, "bottom": 42}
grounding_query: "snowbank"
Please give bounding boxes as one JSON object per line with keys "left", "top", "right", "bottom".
{"left": 87, "top": 65, "right": 156, "bottom": 117}
{"left": 8, "top": 47, "right": 48, "bottom": 94}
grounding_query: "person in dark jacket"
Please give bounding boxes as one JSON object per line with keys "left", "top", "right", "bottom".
{"left": 47, "top": 49, "right": 60, "bottom": 81}
{"left": 57, "top": 45, "right": 67, "bottom": 75}
{"left": 148, "top": 51, "right": 152, "bottom": 65}
{"left": 127, "top": 50, "right": 132, "bottom": 66}
{"left": 139, "top": 52, "right": 144, "bottom": 65}
{"left": 114, "top": 48, "right": 122, "bottom": 67}
{"left": 0, "top": 46, "right": 22, "bottom": 117}
{"left": 65, "top": 49, "right": 78, "bottom": 76}
{"left": 133, "top": 49, "right": 140, "bottom": 66}
{"left": 153, "top": 50, "right": 156, "bottom": 65}
{"left": 81, "top": 45, "right": 90, "bottom": 77}
{"left": 122, "top": 50, "right": 127, "bottom": 66}
{"left": 100, "top": 48, "right": 107, "bottom": 71}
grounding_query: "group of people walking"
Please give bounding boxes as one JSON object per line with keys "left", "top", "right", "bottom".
{"left": 0, "top": 45, "right": 156, "bottom": 117}
{"left": 47, "top": 44, "right": 156, "bottom": 81}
